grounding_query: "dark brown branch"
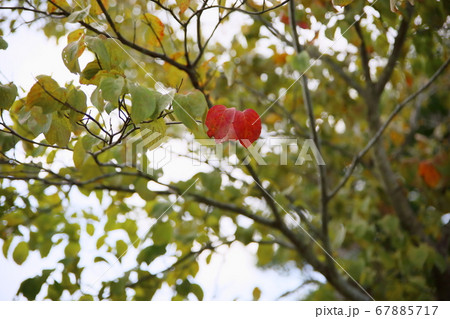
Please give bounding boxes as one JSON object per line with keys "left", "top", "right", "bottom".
{"left": 354, "top": 20, "right": 372, "bottom": 85}
{"left": 376, "top": 5, "right": 413, "bottom": 94}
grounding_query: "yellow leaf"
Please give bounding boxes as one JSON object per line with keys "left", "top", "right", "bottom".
{"left": 390, "top": 130, "right": 404, "bottom": 146}
{"left": 67, "top": 29, "right": 85, "bottom": 43}
{"left": 177, "top": 0, "right": 190, "bottom": 15}
{"left": 332, "top": 0, "right": 354, "bottom": 7}
{"left": 26, "top": 76, "right": 65, "bottom": 113}
{"left": 142, "top": 13, "right": 165, "bottom": 41}
{"left": 47, "top": 0, "right": 70, "bottom": 14}
{"left": 264, "top": 113, "right": 282, "bottom": 125}
{"left": 90, "top": 0, "right": 109, "bottom": 15}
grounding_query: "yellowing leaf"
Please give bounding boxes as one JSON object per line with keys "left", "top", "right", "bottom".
{"left": 90, "top": 0, "right": 109, "bottom": 15}
{"left": 0, "top": 83, "right": 18, "bottom": 109}
{"left": 13, "top": 241, "right": 29, "bottom": 265}
{"left": 390, "top": 130, "right": 404, "bottom": 146}
{"left": 62, "top": 40, "right": 86, "bottom": 73}
{"left": 47, "top": 0, "right": 70, "bottom": 14}
{"left": 142, "top": 13, "right": 165, "bottom": 44}
{"left": 332, "top": 0, "right": 355, "bottom": 6}
{"left": 252, "top": 287, "right": 261, "bottom": 301}
{"left": 45, "top": 114, "right": 71, "bottom": 147}
{"left": 177, "top": 0, "right": 190, "bottom": 15}
{"left": 264, "top": 113, "right": 282, "bottom": 125}
{"left": 26, "top": 76, "right": 65, "bottom": 113}
{"left": 67, "top": 29, "right": 85, "bottom": 43}
{"left": 140, "top": 118, "right": 167, "bottom": 151}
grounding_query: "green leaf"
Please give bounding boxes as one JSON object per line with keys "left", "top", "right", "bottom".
{"left": 0, "top": 36, "right": 8, "bottom": 50}
{"left": 85, "top": 36, "right": 111, "bottom": 71}
{"left": 155, "top": 91, "right": 173, "bottom": 114}
{"left": 62, "top": 41, "right": 83, "bottom": 73}
{"left": 152, "top": 222, "right": 172, "bottom": 245}
{"left": 67, "top": 5, "right": 91, "bottom": 23}
{"left": 27, "top": 106, "right": 53, "bottom": 136}
{"left": 199, "top": 171, "right": 222, "bottom": 193}
{"left": 81, "top": 60, "right": 101, "bottom": 80}
{"left": 173, "top": 90, "right": 207, "bottom": 131}
{"left": 252, "top": 287, "right": 261, "bottom": 301}
{"left": 139, "top": 118, "right": 167, "bottom": 151}
{"left": 44, "top": 114, "right": 71, "bottom": 147}
{"left": 67, "top": 88, "right": 87, "bottom": 121}
{"left": 64, "top": 241, "right": 81, "bottom": 258}
{"left": 17, "top": 269, "right": 52, "bottom": 300}
{"left": 26, "top": 76, "right": 65, "bottom": 113}
{"left": 257, "top": 243, "right": 273, "bottom": 266}
{"left": 130, "top": 85, "right": 157, "bottom": 123}
{"left": 13, "top": 241, "right": 29, "bottom": 265}
{"left": 86, "top": 223, "right": 95, "bottom": 236}
{"left": 73, "top": 139, "right": 87, "bottom": 169}
{"left": 137, "top": 245, "right": 166, "bottom": 265}
{"left": 2, "top": 237, "right": 13, "bottom": 258}
{"left": 332, "top": 0, "right": 355, "bottom": 6}
{"left": 190, "top": 283, "right": 204, "bottom": 301}
{"left": 176, "top": 279, "right": 191, "bottom": 296}
{"left": 135, "top": 178, "right": 155, "bottom": 201}
{"left": 407, "top": 244, "right": 429, "bottom": 270}
{"left": 99, "top": 76, "right": 124, "bottom": 104}
{"left": 116, "top": 239, "right": 128, "bottom": 258}
{"left": 288, "top": 51, "right": 310, "bottom": 74}
{"left": 0, "top": 83, "right": 18, "bottom": 109}
{"left": 90, "top": 86, "right": 104, "bottom": 111}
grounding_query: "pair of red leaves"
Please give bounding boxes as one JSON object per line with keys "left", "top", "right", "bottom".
{"left": 205, "top": 105, "right": 262, "bottom": 148}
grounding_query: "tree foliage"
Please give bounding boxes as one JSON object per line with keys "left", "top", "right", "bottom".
{"left": 0, "top": 0, "right": 449, "bottom": 300}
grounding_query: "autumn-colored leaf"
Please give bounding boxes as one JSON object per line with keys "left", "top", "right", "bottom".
{"left": 280, "top": 13, "right": 290, "bottom": 25}
{"left": 205, "top": 105, "right": 261, "bottom": 148}
{"left": 67, "top": 29, "right": 85, "bottom": 43}
{"left": 90, "top": 0, "right": 109, "bottom": 15}
{"left": 332, "top": 0, "right": 355, "bottom": 7}
{"left": 177, "top": 0, "right": 190, "bottom": 15}
{"left": 142, "top": 13, "right": 165, "bottom": 40}
{"left": 297, "top": 21, "right": 310, "bottom": 29}
{"left": 273, "top": 53, "right": 288, "bottom": 65}
{"left": 419, "top": 161, "right": 441, "bottom": 188}
{"left": 47, "top": 0, "right": 70, "bottom": 14}
{"left": 264, "top": 113, "right": 282, "bottom": 125}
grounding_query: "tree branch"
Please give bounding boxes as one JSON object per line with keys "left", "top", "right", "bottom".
{"left": 329, "top": 58, "right": 450, "bottom": 199}
{"left": 376, "top": 5, "right": 413, "bottom": 94}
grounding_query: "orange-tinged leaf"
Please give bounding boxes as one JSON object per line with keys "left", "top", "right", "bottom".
{"left": 47, "top": 0, "right": 70, "bottom": 14}
{"left": 177, "top": 0, "right": 190, "bottom": 15}
{"left": 90, "top": 0, "right": 109, "bottom": 15}
{"left": 264, "top": 113, "right": 282, "bottom": 125}
{"left": 26, "top": 76, "right": 65, "bottom": 113}
{"left": 419, "top": 161, "right": 441, "bottom": 188}
{"left": 273, "top": 53, "right": 288, "bottom": 65}
{"left": 142, "top": 13, "right": 165, "bottom": 40}
{"left": 390, "top": 130, "right": 404, "bottom": 146}
{"left": 67, "top": 29, "right": 85, "bottom": 43}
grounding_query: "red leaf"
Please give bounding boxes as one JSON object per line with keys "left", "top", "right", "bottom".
{"left": 418, "top": 161, "right": 441, "bottom": 188}
{"left": 297, "top": 21, "right": 310, "bottom": 29}
{"left": 205, "top": 105, "right": 261, "bottom": 148}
